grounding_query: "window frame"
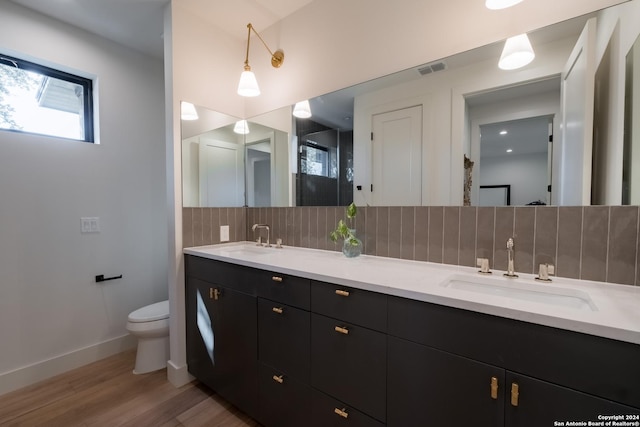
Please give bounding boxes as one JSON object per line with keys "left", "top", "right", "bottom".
{"left": 0, "top": 53, "right": 95, "bottom": 143}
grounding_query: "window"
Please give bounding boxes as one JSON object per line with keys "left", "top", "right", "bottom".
{"left": 300, "top": 141, "right": 337, "bottom": 178}
{"left": 0, "top": 54, "right": 94, "bottom": 142}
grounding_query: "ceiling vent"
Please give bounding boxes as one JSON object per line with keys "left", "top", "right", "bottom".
{"left": 417, "top": 61, "right": 447, "bottom": 76}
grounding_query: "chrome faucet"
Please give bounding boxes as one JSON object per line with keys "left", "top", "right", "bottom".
{"left": 252, "top": 224, "right": 270, "bottom": 247}
{"left": 504, "top": 237, "right": 518, "bottom": 278}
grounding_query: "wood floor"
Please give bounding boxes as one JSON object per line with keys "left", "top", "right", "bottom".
{"left": 0, "top": 350, "right": 261, "bottom": 427}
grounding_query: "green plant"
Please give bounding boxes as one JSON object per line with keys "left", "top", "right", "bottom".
{"left": 330, "top": 202, "right": 359, "bottom": 247}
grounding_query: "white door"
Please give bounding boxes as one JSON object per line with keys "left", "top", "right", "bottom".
{"left": 371, "top": 105, "right": 423, "bottom": 206}
{"left": 199, "top": 139, "right": 245, "bottom": 207}
{"left": 558, "top": 18, "right": 597, "bottom": 205}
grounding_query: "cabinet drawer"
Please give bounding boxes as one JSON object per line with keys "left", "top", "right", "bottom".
{"left": 185, "top": 255, "right": 255, "bottom": 295}
{"left": 310, "top": 388, "right": 385, "bottom": 427}
{"left": 311, "top": 313, "right": 386, "bottom": 422}
{"left": 258, "top": 298, "right": 310, "bottom": 381}
{"left": 311, "top": 281, "right": 387, "bottom": 332}
{"left": 258, "top": 363, "right": 312, "bottom": 427}
{"left": 255, "top": 270, "right": 310, "bottom": 309}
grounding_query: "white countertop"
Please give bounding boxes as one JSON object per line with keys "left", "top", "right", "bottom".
{"left": 184, "top": 242, "right": 640, "bottom": 345}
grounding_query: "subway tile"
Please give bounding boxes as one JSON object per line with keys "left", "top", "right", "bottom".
{"left": 476, "top": 207, "right": 495, "bottom": 263}
{"left": 182, "top": 208, "right": 193, "bottom": 248}
{"left": 428, "top": 206, "right": 444, "bottom": 263}
{"left": 192, "top": 208, "right": 203, "bottom": 247}
{"left": 202, "top": 208, "right": 212, "bottom": 245}
{"left": 534, "top": 207, "right": 558, "bottom": 268}
{"left": 309, "top": 207, "right": 319, "bottom": 249}
{"left": 401, "top": 207, "right": 416, "bottom": 260}
{"left": 317, "top": 207, "right": 329, "bottom": 251}
{"left": 389, "top": 207, "right": 402, "bottom": 259}
{"left": 365, "top": 207, "right": 378, "bottom": 256}
{"left": 608, "top": 206, "right": 638, "bottom": 285}
{"left": 443, "top": 207, "right": 460, "bottom": 265}
{"left": 581, "top": 206, "right": 609, "bottom": 282}
{"left": 376, "top": 207, "right": 389, "bottom": 257}
{"left": 557, "top": 207, "right": 582, "bottom": 279}
{"left": 211, "top": 208, "right": 220, "bottom": 245}
{"left": 300, "top": 207, "right": 311, "bottom": 248}
{"left": 494, "top": 207, "right": 515, "bottom": 272}
{"left": 355, "top": 206, "right": 367, "bottom": 254}
{"left": 414, "top": 207, "right": 429, "bottom": 262}
{"left": 459, "top": 207, "right": 476, "bottom": 267}
{"left": 514, "top": 207, "right": 535, "bottom": 275}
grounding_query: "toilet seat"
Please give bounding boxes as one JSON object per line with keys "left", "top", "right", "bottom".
{"left": 128, "top": 300, "right": 169, "bottom": 323}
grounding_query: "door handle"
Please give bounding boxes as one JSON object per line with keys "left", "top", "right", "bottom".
{"left": 511, "top": 382, "right": 519, "bottom": 406}
{"left": 209, "top": 288, "right": 221, "bottom": 300}
{"left": 272, "top": 307, "right": 283, "bottom": 314}
{"left": 335, "top": 289, "right": 350, "bottom": 297}
{"left": 490, "top": 376, "right": 498, "bottom": 400}
{"left": 334, "top": 326, "right": 349, "bottom": 335}
{"left": 334, "top": 407, "right": 349, "bottom": 419}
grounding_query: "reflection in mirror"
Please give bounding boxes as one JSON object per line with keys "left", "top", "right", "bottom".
{"left": 623, "top": 33, "right": 640, "bottom": 204}
{"left": 181, "top": 104, "right": 291, "bottom": 207}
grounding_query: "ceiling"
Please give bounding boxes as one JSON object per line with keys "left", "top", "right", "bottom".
{"left": 8, "top": 0, "right": 313, "bottom": 59}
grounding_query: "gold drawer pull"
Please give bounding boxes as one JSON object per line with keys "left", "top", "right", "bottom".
{"left": 334, "top": 407, "right": 349, "bottom": 419}
{"left": 335, "top": 289, "right": 350, "bottom": 297}
{"left": 490, "top": 377, "right": 498, "bottom": 400}
{"left": 334, "top": 326, "right": 349, "bottom": 335}
{"left": 210, "top": 288, "right": 220, "bottom": 300}
{"left": 272, "top": 307, "right": 283, "bottom": 314}
{"left": 511, "top": 383, "right": 519, "bottom": 407}
{"left": 272, "top": 375, "right": 284, "bottom": 384}
{"left": 272, "top": 276, "right": 283, "bottom": 282}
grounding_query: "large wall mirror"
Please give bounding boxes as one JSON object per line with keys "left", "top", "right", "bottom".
{"left": 181, "top": 1, "right": 639, "bottom": 208}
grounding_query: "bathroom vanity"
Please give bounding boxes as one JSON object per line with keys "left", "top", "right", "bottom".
{"left": 184, "top": 243, "right": 640, "bottom": 427}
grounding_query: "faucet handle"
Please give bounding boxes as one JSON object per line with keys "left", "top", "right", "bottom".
{"left": 536, "top": 263, "right": 554, "bottom": 282}
{"left": 476, "top": 258, "right": 492, "bottom": 274}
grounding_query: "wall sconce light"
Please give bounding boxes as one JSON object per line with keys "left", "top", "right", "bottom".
{"left": 498, "top": 33, "right": 535, "bottom": 70}
{"left": 234, "top": 120, "right": 250, "bottom": 134}
{"left": 485, "top": 0, "right": 523, "bottom": 9}
{"left": 292, "top": 100, "right": 312, "bottom": 118}
{"left": 237, "top": 23, "right": 285, "bottom": 97}
{"left": 181, "top": 102, "right": 198, "bottom": 120}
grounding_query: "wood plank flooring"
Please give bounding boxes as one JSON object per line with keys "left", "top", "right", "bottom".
{"left": 0, "top": 350, "right": 261, "bottom": 427}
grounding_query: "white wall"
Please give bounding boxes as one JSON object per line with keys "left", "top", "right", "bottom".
{"left": 480, "top": 153, "right": 549, "bottom": 206}
{"left": 0, "top": 2, "right": 166, "bottom": 395}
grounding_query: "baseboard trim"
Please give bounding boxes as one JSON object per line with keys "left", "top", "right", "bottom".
{"left": 167, "top": 359, "right": 193, "bottom": 387}
{"left": 0, "top": 334, "right": 137, "bottom": 397}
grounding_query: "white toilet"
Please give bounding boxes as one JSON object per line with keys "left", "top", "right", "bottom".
{"left": 126, "top": 300, "right": 170, "bottom": 374}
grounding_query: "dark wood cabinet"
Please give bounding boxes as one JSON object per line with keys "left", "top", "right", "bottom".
{"left": 185, "top": 254, "right": 640, "bottom": 427}
{"left": 185, "top": 257, "right": 258, "bottom": 420}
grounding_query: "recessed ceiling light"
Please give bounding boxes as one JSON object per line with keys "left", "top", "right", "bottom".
{"left": 500, "top": 130, "right": 508, "bottom": 135}
{"left": 506, "top": 148, "right": 513, "bottom": 153}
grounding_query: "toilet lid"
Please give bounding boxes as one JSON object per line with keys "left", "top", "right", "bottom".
{"left": 128, "top": 300, "right": 169, "bottom": 323}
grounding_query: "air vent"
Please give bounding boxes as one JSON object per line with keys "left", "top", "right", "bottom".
{"left": 417, "top": 61, "right": 447, "bottom": 76}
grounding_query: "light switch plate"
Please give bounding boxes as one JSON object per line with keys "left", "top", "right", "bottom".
{"left": 81, "top": 217, "right": 100, "bottom": 234}
{"left": 220, "top": 225, "right": 230, "bottom": 242}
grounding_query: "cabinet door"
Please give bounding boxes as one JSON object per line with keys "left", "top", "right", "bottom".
{"left": 311, "top": 313, "right": 387, "bottom": 423}
{"left": 388, "top": 336, "right": 504, "bottom": 427}
{"left": 258, "top": 298, "right": 310, "bottom": 381}
{"left": 505, "top": 372, "right": 640, "bottom": 427}
{"left": 185, "top": 277, "right": 258, "bottom": 419}
{"left": 258, "top": 363, "right": 311, "bottom": 427}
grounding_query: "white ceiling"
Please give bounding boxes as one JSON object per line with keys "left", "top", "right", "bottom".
{"left": 8, "top": 0, "right": 313, "bottom": 59}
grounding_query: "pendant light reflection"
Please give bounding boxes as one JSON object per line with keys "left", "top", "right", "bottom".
{"left": 498, "top": 33, "right": 535, "bottom": 70}
{"left": 292, "top": 100, "right": 312, "bottom": 118}
{"left": 485, "top": 0, "right": 523, "bottom": 9}
{"left": 233, "top": 120, "right": 250, "bottom": 134}
{"left": 181, "top": 102, "right": 199, "bottom": 120}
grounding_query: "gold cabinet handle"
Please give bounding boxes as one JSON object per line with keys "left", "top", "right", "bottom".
{"left": 272, "top": 276, "right": 283, "bottom": 282}
{"left": 334, "top": 326, "right": 349, "bottom": 335}
{"left": 210, "top": 288, "right": 220, "bottom": 300}
{"left": 272, "top": 375, "right": 284, "bottom": 384}
{"left": 511, "top": 383, "right": 519, "bottom": 407}
{"left": 272, "top": 307, "right": 283, "bottom": 314}
{"left": 334, "top": 407, "right": 349, "bottom": 419}
{"left": 335, "top": 289, "right": 350, "bottom": 297}
{"left": 490, "top": 377, "right": 498, "bottom": 400}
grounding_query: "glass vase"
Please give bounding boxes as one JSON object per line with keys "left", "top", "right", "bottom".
{"left": 342, "top": 229, "right": 363, "bottom": 258}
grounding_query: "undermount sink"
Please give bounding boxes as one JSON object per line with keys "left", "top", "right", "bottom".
{"left": 222, "top": 246, "right": 273, "bottom": 256}
{"left": 441, "top": 274, "right": 598, "bottom": 311}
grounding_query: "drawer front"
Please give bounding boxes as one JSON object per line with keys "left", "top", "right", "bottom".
{"left": 311, "top": 281, "right": 387, "bottom": 332}
{"left": 258, "top": 363, "right": 312, "bottom": 427}
{"left": 311, "top": 313, "right": 387, "bottom": 422}
{"left": 258, "top": 298, "right": 310, "bottom": 381}
{"left": 255, "top": 269, "right": 310, "bottom": 310}
{"left": 185, "top": 255, "right": 255, "bottom": 295}
{"left": 310, "top": 388, "right": 385, "bottom": 427}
